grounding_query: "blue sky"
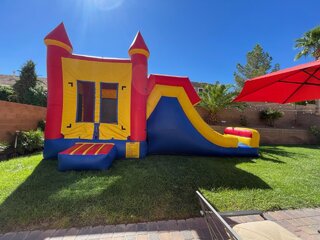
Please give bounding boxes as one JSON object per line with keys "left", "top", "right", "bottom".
{"left": 0, "top": 0, "right": 319, "bottom": 84}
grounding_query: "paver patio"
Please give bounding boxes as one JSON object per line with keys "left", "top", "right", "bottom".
{"left": 0, "top": 208, "right": 319, "bottom": 240}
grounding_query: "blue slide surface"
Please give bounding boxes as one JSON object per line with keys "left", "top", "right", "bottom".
{"left": 147, "top": 97, "right": 258, "bottom": 157}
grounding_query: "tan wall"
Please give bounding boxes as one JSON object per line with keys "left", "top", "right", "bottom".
{"left": 197, "top": 103, "right": 320, "bottom": 129}
{"left": 0, "top": 100, "right": 317, "bottom": 145}
{"left": 212, "top": 126, "right": 318, "bottom": 145}
{"left": 0, "top": 101, "right": 46, "bottom": 143}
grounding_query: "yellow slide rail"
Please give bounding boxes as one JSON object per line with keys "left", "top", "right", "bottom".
{"left": 147, "top": 85, "right": 239, "bottom": 148}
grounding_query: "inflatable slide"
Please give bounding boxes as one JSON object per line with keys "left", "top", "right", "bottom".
{"left": 147, "top": 74, "right": 259, "bottom": 157}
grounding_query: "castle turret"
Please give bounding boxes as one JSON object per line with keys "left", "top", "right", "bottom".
{"left": 128, "top": 32, "right": 150, "bottom": 141}
{"left": 44, "top": 23, "right": 72, "bottom": 139}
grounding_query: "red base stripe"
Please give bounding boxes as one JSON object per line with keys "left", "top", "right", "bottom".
{"left": 60, "top": 143, "right": 115, "bottom": 156}
{"left": 98, "top": 144, "right": 114, "bottom": 155}
{"left": 86, "top": 144, "right": 104, "bottom": 155}
{"left": 60, "top": 143, "right": 82, "bottom": 154}
{"left": 72, "top": 144, "right": 93, "bottom": 155}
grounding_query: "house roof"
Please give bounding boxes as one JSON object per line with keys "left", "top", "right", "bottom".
{"left": 191, "top": 81, "right": 206, "bottom": 88}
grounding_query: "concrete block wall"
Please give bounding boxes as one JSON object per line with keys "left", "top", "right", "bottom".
{"left": 0, "top": 100, "right": 318, "bottom": 145}
{"left": 0, "top": 101, "right": 46, "bottom": 143}
{"left": 196, "top": 103, "right": 320, "bottom": 129}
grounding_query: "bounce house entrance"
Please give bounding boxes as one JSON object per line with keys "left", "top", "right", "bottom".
{"left": 75, "top": 81, "right": 119, "bottom": 139}
{"left": 60, "top": 57, "right": 132, "bottom": 141}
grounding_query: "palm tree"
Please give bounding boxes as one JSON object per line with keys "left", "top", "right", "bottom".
{"left": 295, "top": 26, "right": 320, "bottom": 60}
{"left": 295, "top": 26, "right": 320, "bottom": 114}
{"left": 198, "top": 82, "right": 239, "bottom": 124}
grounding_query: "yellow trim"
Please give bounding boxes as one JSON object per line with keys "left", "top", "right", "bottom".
{"left": 128, "top": 48, "right": 150, "bottom": 58}
{"left": 44, "top": 39, "right": 72, "bottom": 53}
{"left": 125, "top": 142, "right": 140, "bottom": 158}
{"left": 95, "top": 144, "right": 106, "bottom": 155}
{"left": 146, "top": 85, "right": 238, "bottom": 148}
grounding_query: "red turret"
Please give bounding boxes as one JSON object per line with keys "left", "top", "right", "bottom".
{"left": 128, "top": 32, "right": 150, "bottom": 58}
{"left": 44, "top": 23, "right": 73, "bottom": 53}
{"left": 44, "top": 23, "right": 72, "bottom": 139}
{"left": 129, "top": 32, "right": 150, "bottom": 141}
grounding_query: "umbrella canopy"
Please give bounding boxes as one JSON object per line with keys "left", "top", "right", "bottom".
{"left": 234, "top": 60, "right": 320, "bottom": 103}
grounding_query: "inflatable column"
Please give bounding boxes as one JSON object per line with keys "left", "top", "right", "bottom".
{"left": 44, "top": 23, "right": 73, "bottom": 139}
{"left": 128, "top": 32, "right": 150, "bottom": 141}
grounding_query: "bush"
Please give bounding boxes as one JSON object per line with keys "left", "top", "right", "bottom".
{"left": 0, "top": 85, "right": 14, "bottom": 101}
{"left": 259, "top": 108, "right": 284, "bottom": 127}
{"left": 37, "top": 120, "right": 46, "bottom": 131}
{"left": 310, "top": 126, "right": 320, "bottom": 142}
{"left": 0, "top": 141, "right": 10, "bottom": 152}
{"left": 15, "top": 129, "right": 44, "bottom": 155}
{"left": 239, "top": 114, "right": 248, "bottom": 126}
{"left": 295, "top": 100, "right": 315, "bottom": 105}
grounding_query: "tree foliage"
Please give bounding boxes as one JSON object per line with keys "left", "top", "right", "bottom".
{"left": 198, "top": 82, "right": 238, "bottom": 124}
{"left": 0, "top": 85, "right": 14, "bottom": 101}
{"left": 12, "top": 60, "right": 47, "bottom": 107}
{"left": 295, "top": 25, "right": 320, "bottom": 115}
{"left": 234, "top": 44, "right": 280, "bottom": 90}
{"left": 295, "top": 25, "right": 320, "bottom": 60}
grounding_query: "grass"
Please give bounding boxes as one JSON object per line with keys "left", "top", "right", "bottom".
{"left": 0, "top": 145, "right": 319, "bottom": 232}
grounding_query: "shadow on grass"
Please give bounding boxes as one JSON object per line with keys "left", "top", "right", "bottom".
{"left": 0, "top": 152, "right": 275, "bottom": 232}
{"left": 259, "top": 145, "right": 316, "bottom": 163}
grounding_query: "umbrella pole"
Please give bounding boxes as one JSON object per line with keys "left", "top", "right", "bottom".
{"left": 315, "top": 100, "right": 320, "bottom": 115}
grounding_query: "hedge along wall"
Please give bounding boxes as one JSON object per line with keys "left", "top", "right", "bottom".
{"left": 0, "top": 100, "right": 46, "bottom": 143}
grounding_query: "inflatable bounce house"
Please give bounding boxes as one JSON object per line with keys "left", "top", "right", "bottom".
{"left": 43, "top": 23, "right": 260, "bottom": 171}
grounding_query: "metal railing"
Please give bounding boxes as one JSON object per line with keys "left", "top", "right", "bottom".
{"left": 196, "top": 191, "right": 241, "bottom": 240}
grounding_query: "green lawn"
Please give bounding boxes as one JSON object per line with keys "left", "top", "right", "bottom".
{"left": 0, "top": 145, "right": 319, "bottom": 232}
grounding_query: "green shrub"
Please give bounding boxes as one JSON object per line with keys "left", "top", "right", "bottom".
{"left": 0, "top": 85, "right": 14, "bottom": 101}
{"left": 239, "top": 114, "right": 248, "bottom": 126}
{"left": 259, "top": 108, "right": 284, "bottom": 127}
{"left": 15, "top": 129, "right": 44, "bottom": 155}
{"left": 37, "top": 120, "right": 46, "bottom": 132}
{"left": 310, "top": 126, "right": 320, "bottom": 142}
{"left": 295, "top": 100, "right": 315, "bottom": 105}
{"left": 0, "top": 141, "right": 10, "bottom": 153}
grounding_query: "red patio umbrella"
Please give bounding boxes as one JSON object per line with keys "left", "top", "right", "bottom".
{"left": 234, "top": 60, "right": 320, "bottom": 103}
